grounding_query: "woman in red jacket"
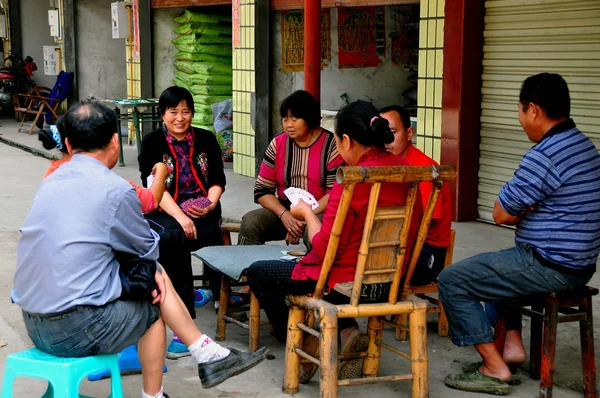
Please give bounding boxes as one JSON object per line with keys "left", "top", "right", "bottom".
{"left": 247, "top": 100, "right": 421, "bottom": 381}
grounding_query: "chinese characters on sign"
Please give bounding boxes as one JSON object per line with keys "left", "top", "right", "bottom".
{"left": 337, "top": 7, "right": 385, "bottom": 69}
{"left": 281, "top": 9, "right": 331, "bottom": 73}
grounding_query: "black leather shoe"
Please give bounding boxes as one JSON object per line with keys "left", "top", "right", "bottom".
{"left": 198, "top": 346, "right": 269, "bottom": 389}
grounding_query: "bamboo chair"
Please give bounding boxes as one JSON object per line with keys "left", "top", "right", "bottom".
{"left": 394, "top": 228, "right": 456, "bottom": 340}
{"left": 282, "top": 165, "right": 456, "bottom": 398}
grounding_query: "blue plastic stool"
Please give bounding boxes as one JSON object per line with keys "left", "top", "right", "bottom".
{"left": 1, "top": 348, "right": 123, "bottom": 397}
{"left": 87, "top": 344, "right": 167, "bottom": 381}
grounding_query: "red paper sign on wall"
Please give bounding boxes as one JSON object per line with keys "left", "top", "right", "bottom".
{"left": 337, "top": 6, "right": 385, "bottom": 69}
{"left": 232, "top": 0, "right": 241, "bottom": 49}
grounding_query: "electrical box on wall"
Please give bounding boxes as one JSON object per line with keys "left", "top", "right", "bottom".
{"left": 111, "top": 2, "right": 129, "bottom": 39}
{"left": 48, "top": 10, "right": 60, "bottom": 38}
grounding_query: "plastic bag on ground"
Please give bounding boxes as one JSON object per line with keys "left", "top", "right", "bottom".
{"left": 211, "top": 99, "right": 233, "bottom": 162}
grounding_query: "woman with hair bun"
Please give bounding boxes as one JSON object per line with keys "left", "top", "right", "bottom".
{"left": 247, "top": 100, "right": 422, "bottom": 381}
{"left": 39, "top": 116, "right": 71, "bottom": 179}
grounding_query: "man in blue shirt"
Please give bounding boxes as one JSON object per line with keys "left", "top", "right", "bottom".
{"left": 439, "top": 73, "right": 600, "bottom": 395}
{"left": 12, "top": 103, "right": 267, "bottom": 398}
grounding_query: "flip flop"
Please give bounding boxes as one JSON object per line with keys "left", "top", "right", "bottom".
{"left": 229, "top": 293, "right": 250, "bottom": 307}
{"left": 461, "top": 361, "right": 522, "bottom": 385}
{"left": 194, "top": 289, "right": 213, "bottom": 308}
{"left": 338, "top": 328, "right": 369, "bottom": 380}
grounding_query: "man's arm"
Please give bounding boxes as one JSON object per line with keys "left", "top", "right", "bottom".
{"left": 110, "top": 188, "right": 159, "bottom": 260}
{"left": 493, "top": 199, "right": 521, "bottom": 225}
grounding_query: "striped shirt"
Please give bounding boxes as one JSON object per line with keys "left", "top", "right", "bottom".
{"left": 498, "top": 119, "right": 600, "bottom": 272}
{"left": 254, "top": 129, "right": 343, "bottom": 204}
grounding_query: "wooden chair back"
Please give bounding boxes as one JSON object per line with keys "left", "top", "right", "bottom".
{"left": 312, "top": 165, "right": 456, "bottom": 308}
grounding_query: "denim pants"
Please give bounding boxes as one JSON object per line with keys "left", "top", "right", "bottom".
{"left": 438, "top": 243, "right": 593, "bottom": 347}
{"left": 23, "top": 300, "right": 160, "bottom": 357}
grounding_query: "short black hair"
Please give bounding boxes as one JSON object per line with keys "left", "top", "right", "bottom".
{"left": 379, "top": 105, "right": 411, "bottom": 129}
{"left": 63, "top": 102, "right": 118, "bottom": 152}
{"left": 159, "top": 86, "right": 195, "bottom": 116}
{"left": 519, "top": 73, "right": 570, "bottom": 120}
{"left": 279, "top": 90, "right": 321, "bottom": 129}
{"left": 335, "top": 100, "right": 394, "bottom": 148}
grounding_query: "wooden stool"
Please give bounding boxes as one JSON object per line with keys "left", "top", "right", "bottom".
{"left": 494, "top": 286, "right": 598, "bottom": 398}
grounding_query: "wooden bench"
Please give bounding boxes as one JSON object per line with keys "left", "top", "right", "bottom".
{"left": 494, "top": 285, "right": 598, "bottom": 398}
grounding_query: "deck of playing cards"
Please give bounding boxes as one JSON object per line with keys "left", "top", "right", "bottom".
{"left": 283, "top": 187, "right": 319, "bottom": 210}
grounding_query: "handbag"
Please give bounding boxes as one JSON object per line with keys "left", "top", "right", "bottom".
{"left": 115, "top": 252, "right": 158, "bottom": 301}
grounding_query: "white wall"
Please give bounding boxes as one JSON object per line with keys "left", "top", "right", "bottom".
{"left": 19, "top": 0, "right": 57, "bottom": 88}
{"left": 152, "top": 7, "right": 185, "bottom": 96}
{"left": 270, "top": 7, "right": 416, "bottom": 135}
{"left": 76, "top": 0, "right": 126, "bottom": 100}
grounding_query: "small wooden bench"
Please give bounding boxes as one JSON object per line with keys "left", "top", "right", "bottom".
{"left": 494, "top": 285, "right": 598, "bottom": 398}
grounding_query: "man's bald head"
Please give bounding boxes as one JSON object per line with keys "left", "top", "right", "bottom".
{"left": 63, "top": 102, "right": 117, "bottom": 153}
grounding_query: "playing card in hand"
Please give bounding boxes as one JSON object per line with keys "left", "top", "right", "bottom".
{"left": 284, "top": 187, "right": 319, "bottom": 210}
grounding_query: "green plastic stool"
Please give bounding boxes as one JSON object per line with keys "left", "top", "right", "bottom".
{"left": 1, "top": 348, "right": 123, "bottom": 398}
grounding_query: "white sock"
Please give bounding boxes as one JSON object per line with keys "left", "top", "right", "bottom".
{"left": 142, "top": 387, "right": 163, "bottom": 398}
{"left": 189, "top": 334, "right": 230, "bottom": 363}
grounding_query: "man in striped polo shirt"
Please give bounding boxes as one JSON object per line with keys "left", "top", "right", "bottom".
{"left": 439, "top": 73, "right": 600, "bottom": 395}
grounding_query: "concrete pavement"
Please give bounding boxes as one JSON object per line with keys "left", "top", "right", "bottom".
{"left": 0, "top": 118, "right": 597, "bottom": 397}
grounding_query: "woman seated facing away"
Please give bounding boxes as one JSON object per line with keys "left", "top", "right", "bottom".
{"left": 238, "top": 90, "right": 343, "bottom": 247}
{"left": 138, "top": 86, "right": 225, "bottom": 321}
{"left": 247, "top": 100, "right": 421, "bottom": 382}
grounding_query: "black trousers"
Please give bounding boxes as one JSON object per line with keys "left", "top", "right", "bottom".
{"left": 410, "top": 242, "right": 448, "bottom": 286}
{"left": 145, "top": 208, "right": 223, "bottom": 318}
{"left": 247, "top": 260, "right": 381, "bottom": 343}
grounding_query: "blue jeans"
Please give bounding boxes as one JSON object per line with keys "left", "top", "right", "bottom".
{"left": 438, "top": 243, "right": 593, "bottom": 347}
{"left": 23, "top": 300, "right": 160, "bottom": 357}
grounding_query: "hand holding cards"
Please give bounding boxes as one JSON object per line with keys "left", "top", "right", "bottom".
{"left": 146, "top": 175, "right": 155, "bottom": 188}
{"left": 284, "top": 187, "right": 319, "bottom": 210}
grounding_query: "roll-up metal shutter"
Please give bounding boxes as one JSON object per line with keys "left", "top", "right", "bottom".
{"left": 477, "top": 0, "right": 600, "bottom": 221}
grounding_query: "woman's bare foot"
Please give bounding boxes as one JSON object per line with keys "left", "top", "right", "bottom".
{"left": 301, "top": 334, "right": 319, "bottom": 373}
{"left": 299, "top": 334, "right": 319, "bottom": 383}
{"left": 503, "top": 330, "right": 527, "bottom": 366}
{"left": 238, "top": 276, "right": 251, "bottom": 295}
{"left": 479, "top": 363, "right": 512, "bottom": 382}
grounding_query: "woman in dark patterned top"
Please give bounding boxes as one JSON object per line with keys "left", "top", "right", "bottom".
{"left": 138, "top": 86, "right": 225, "bottom": 319}
{"left": 238, "top": 90, "right": 343, "bottom": 247}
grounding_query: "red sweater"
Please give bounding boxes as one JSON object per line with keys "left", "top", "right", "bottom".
{"left": 404, "top": 145, "right": 452, "bottom": 247}
{"left": 292, "top": 148, "right": 422, "bottom": 289}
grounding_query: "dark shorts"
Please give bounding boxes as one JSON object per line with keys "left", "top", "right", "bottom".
{"left": 23, "top": 300, "right": 160, "bottom": 357}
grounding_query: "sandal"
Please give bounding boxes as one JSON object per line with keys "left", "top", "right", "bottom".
{"left": 229, "top": 293, "right": 250, "bottom": 307}
{"left": 462, "top": 361, "right": 522, "bottom": 385}
{"left": 445, "top": 369, "right": 509, "bottom": 395}
{"left": 338, "top": 328, "right": 369, "bottom": 380}
{"left": 194, "top": 289, "right": 213, "bottom": 308}
{"left": 299, "top": 335, "right": 320, "bottom": 384}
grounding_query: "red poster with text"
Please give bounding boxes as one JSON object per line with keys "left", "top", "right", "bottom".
{"left": 337, "top": 6, "right": 385, "bottom": 69}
